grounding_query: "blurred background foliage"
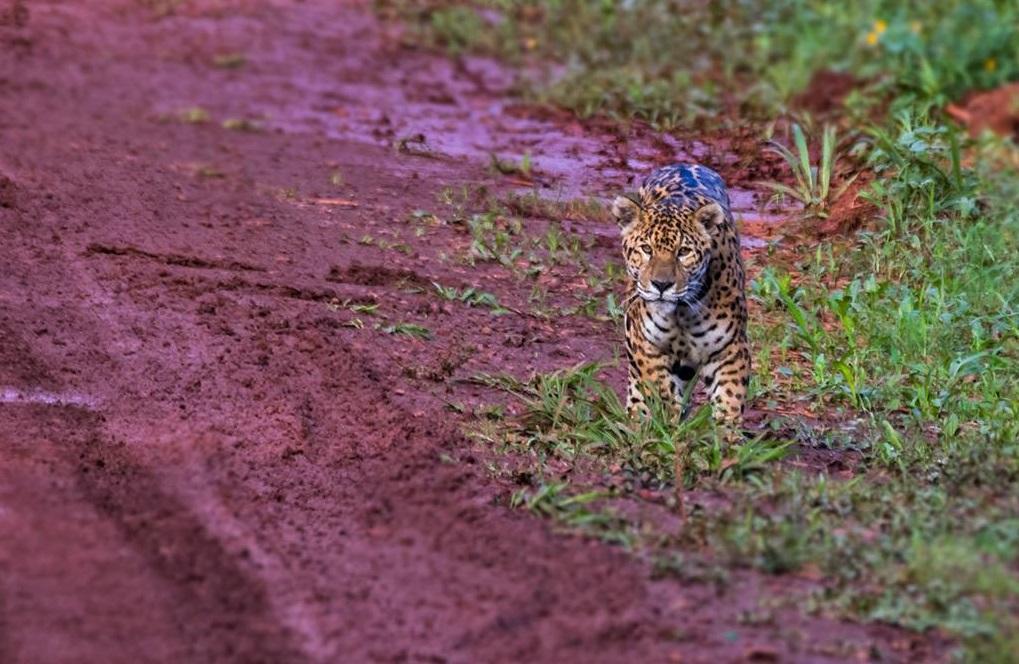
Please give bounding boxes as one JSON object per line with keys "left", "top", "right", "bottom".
{"left": 382, "top": 0, "right": 1019, "bottom": 128}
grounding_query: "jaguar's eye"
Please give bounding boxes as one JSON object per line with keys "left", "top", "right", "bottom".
{"left": 639, "top": 243, "right": 653, "bottom": 255}
{"left": 676, "top": 246, "right": 694, "bottom": 258}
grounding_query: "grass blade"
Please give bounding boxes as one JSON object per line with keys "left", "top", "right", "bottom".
{"left": 820, "top": 125, "right": 835, "bottom": 202}
{"left": 793, "top": 124, "right": 814, "bottom": 195}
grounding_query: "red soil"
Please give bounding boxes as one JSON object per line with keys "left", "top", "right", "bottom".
{"left": 0, "top": 1, "right": 940, "bottom": 662}
{"left": 947, "top": 82, "right": 1019, "bottom": 141}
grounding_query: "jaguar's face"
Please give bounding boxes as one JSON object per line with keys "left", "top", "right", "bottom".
{"left": 612, "top": 196, "right": 722, "bottom": 306}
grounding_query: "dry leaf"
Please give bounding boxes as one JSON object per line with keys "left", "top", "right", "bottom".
{"left": 313, "top": 197, "right": 359, "bottom": 207}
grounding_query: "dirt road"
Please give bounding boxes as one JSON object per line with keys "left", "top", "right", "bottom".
{"left": 0, "top": 2, "right": 937, "bottom": 662}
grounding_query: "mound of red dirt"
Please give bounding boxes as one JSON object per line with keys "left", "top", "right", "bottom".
{"left": 794, "top": 70, "right": 860, "bottom": 117}
{"left": 947, "top": 82, "right": 1019, "bottom": 141}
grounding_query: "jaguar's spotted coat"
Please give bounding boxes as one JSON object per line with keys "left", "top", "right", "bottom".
{"left": 612, "top": 163, "right": 749, "bottom": 443}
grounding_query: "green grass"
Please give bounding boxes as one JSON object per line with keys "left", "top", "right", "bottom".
{"left": 358, "top": 234, "right": 413, "bottom": 254}
{"left": 379, "top": 322, "right": 433, "bottom": 339}
{"left": 432, "top": 282, "right": 511, "bottom": 314}
{"left": 509, "top": 481, "right": 636, "bottom": 546}
{"left": 429, "top": 187, "right": 622, "bottom": 319}
{"left": 472, "top": 363, "right": 793, "bottom": 489}
{"left": 739, "top": 125, "right": 1018, "bottom": 657}
{"left": 440, "top": 190, "right": 601, "bottom": 278}
{"left": 382, "top": 1, "right": 1019, "bottom": 658}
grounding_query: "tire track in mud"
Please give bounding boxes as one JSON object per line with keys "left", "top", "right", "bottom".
{"left": 4, "top": 254, "right": 372, "bottom": 662}
{"left": 2, "top": 213, "right": 326, "bottom": 661}
{"left": 72, "top": 424, "right": 311, "bottom": 663}
{"left": 137, "top": 437, "right": 337, "bottom": 662}
{"left": 0, "top": 323, "right": 311, "bottom": 662}
{"left": 84, "top": 243, "right": 268, "bottom": 273}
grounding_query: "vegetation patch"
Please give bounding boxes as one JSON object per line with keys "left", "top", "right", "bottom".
{"left": 381, "top": 1, "right": 1019, "bottom": 130}
{"left": 384, "top": 0, "right": 1019, "bottom": 659}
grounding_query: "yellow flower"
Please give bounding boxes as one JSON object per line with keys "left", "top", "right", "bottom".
{"left": 874, "top": 19, "right": 888, "bottom": 34}
{"left": 910, "top": 21, "right": 922, "bottom": 34}
{"left": 866, "top": 31, "right": 879, "bottom": 46}
{"left": 984, "top": 58, "right": 997, "bottom": 72}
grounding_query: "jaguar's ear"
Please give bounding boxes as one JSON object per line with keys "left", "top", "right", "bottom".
{"left": 611, "top": 193, "right": 642, "bottom": 232}
{"left": 694, "top": 201, "right": 725, "bottom": 233}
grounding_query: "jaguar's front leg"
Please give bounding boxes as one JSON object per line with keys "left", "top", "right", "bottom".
{"left": 625, "top": 305, "right": 687, "bottom": 509}
{"left": 625, "top": 333, "right": 684, "bottom": 420}
{"left": 625, "top": 348, "right": 680, "bottom": 419}
{"left": 701, "top": 338, "right": 751, "bottom": 445}
{"left": 624, "top": 301, "right": 685, "bottom": 418}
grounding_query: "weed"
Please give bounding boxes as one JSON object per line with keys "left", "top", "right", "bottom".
{"left": 433, "top": 282, "right": 510, "bottom": 315}
{"left": 379, "top": 322, "right": 432, "bottom": 340}
{"left": 509, "top": 481, "right": 634, "bottom": 546}
{"left": 474, "top": 363, "right": 788, "bottom": 487}
{"left": 466, "top": 162, "right": 1019, "bottom": 658}
{"left": 489, "top": 151, "right": 532, "bottom": 178}
{"left": 465, "top": 212, "right": 523, "bottom": 267}
{"left": 535, "top": 224, "right": 586, "bottom": 264}
{"left": 358, "top": 234, "right": 412, "bottom": 254}
{"left": 349, "top": 303, "right": 379, "bottom": 315}
{"left": 500, "top": 191, "right": 609, "bottom": 223}
{"left": 384, "top": 1, "right": 1019, "bottom": 129}
{"left": 863, "top": 110, "right": 978, "bottom": 232}
{"left": 760, "top": 124, "right": 857, "bottom": 218}
{"left": 604, "top": 292, "right": 624, "bottom": 323}
{"left": 437, "top": 183, "right": 488, "bottom": 223}
{"left": 326, "top": 298, "right": 379, "bottom": 317}
{"left": 410, "top": 5, "right": 488, "bottom": 55}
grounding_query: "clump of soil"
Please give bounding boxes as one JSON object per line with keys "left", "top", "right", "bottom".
{"left": 794, "top": 70, "right": 859, "bottom": 117}
{"left": 947, "top": 82, "right": 1019, "bottom": 141}
{"left": 818, "top": 174, "right": 876, "bottom": 234}
{"left": 0, "top": 170, "right": 18, "bottom": 208}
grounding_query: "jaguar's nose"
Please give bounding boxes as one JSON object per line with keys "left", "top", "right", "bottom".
{"left": 651, "top": 279, "right": 674, "bottom": 293}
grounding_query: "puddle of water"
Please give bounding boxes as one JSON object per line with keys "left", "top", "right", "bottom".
{"left": 149, "top": 5, "right": 791, "bottom": 243}
{"left": 740, "top": 235, "right": 769, "bottom": 249}
{"left": 260, "top": 59, "right": 781, "bottom": 229}
{"left": 0, "top": 387, "right": 98, "bottom": 409}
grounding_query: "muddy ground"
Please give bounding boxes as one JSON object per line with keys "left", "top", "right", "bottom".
{"left": 0, "top": 2, "right": 941, "bottom": 662}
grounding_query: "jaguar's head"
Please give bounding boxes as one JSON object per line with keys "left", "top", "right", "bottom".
{"left": 611, "top": 194, "right": 723, "bottom": 306}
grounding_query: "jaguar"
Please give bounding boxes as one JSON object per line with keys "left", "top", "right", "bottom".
{"left": 611, "top": 163, "right": 750, "bottom": 444}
